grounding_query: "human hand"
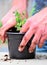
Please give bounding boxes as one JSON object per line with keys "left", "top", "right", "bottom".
{"left": 18, "top": 8, "right": 47, "bottom": 53}
{"left": 0, "top": 2, "right": 27, "bottom": 42}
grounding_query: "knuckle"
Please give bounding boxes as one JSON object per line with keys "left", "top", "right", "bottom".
{"left": 32, "top": 25, "right": 37, "bottom": 31}
{"left": 32, "top": 40, "right": 37, "bottom": 45}
{"left": 34, "top": 42, "right": 37, "bottom": 45}
{"left": 30, "top": 46, "right": 34, "bottom": 50}
{"left": 23, "top": 35, "right": 29, "bottom": 43}
{"left": 39, "top": 28, "right": 44, "bottom": 34}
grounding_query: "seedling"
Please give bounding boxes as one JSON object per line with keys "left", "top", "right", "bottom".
{"left": 14, "top": 10, "right": 27, "bottom": 31}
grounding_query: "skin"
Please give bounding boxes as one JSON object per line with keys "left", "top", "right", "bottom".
{"left": 0, "top": 0, "right": 47, "bottom": 53}
{"left": 0, "top": 0, "right": 27, "bottom": 42}
{"left": 18, "top": 7, "right": 47, "bottom": 53}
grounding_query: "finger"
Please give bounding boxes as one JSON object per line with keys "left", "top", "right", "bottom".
{"left": 20, "top": 19, "right": 30, "bottom": 33}
{"left": 3, "top": 33, "right": 7, "bottom": 43}
{"left": 18, "top": 27, "right": 35, "bottom": 52}
{"left": 38, "top": 35, "right": 47, "bottom": 48}
{"left": 29, "top": 29, "right": 42, "bottom": 53}
{"left": 3, "top": 35, "right": 6, "bottom": 43}
{"left": 2, "top": 34, "right": 5, "bottom": 43}
{"left": 1, "top": 33, "right": 5, "bottom": 43}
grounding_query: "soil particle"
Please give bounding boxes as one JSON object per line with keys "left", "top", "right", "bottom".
{"left": 4, "top": 54, "right": 11, "bottom": 61}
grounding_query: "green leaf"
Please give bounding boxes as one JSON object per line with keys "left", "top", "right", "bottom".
{"left": 0, "top": 21, "right": 2, "bottom": 27}
{"left": 21, "top": 18, "right": 26, "bottom": 25}
{"left": 15, "top": 10, "right": 20, "bottom": 17}
{"left": 16, "top": 23, "right": 19, "bottom": 26}
{"left": 19, "top": 22, "right": 22, "bottom": 26}
{"left": 16, "top": 17, "right": 21, "bottom": 22}
{"left": 17, "top": 26, "right": 21, "bottom": 31}
{"left": 14, "top": 10, "right": 27, "bottom": 31}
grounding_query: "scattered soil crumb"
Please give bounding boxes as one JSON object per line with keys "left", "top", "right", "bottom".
{"left": 4, "top": 54, "right": 8, "bottom": 57}
{"left": 4, "top": 54, "right": 11, "bottom": 61}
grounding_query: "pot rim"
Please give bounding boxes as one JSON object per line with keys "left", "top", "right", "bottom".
{"left": 6, "top": 31, "right": 25, "bottom": 35}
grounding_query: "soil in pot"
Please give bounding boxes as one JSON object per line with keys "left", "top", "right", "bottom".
{"left": 6, "top": 27, "right": 35, "bottom": 59}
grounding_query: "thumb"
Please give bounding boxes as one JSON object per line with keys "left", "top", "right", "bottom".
{"left": 20, "top": 20, "right": 30, "bottom": 33}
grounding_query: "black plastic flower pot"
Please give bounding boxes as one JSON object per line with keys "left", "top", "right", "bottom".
{"left": 6, "top": 27, "right": 35, "bottom": 59}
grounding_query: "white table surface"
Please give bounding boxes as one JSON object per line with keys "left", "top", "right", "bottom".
{"left": 0, "top": 52, "right": 47, "bottom": 65}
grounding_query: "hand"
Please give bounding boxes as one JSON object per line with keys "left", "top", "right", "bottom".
{"left": 18, "top": 8, "right": 47, "bottom": 53}
{"left": 0, "top": 0, "right": 27, "bottom": 43}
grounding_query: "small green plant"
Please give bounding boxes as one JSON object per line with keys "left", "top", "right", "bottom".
{"left": 14, "top": 10, "right": 27, "bottom": 31}
{"left": 29, "top": 3, "right": 36, "bottom": 17}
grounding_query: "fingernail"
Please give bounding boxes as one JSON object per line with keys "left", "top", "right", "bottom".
{"left": 38, "top": 44, "right": 43, "bottom": 48}
{"left": 29, "top": 50, "right": 33, "bottom": 53}
{"left": 18, "top": 45, "right": 24, "bottom": 52}
{"left": 38, "top": 45, "right": 42, "bottom": 48}
{"left": 18, "top": 48, "right": 22, "bottom": 52}
{"left": 29, "top": 51, "right": 32, "bottom": 53}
